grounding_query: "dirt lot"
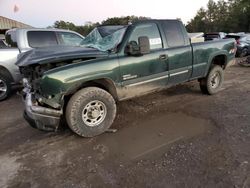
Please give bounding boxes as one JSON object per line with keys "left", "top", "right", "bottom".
{"left": 0, "top": 63, "right": 249, "bottom": 188}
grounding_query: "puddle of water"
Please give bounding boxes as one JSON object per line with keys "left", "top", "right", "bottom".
{"left": 97, "top": 113, "right": 214, "bottom": 161}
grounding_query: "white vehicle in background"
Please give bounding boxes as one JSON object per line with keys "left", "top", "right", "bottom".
{"left": 0, "top": 28, "right": 84, "bottom": 101}
{"left": 188, "top": 32, "right": 205, "bottom": 43}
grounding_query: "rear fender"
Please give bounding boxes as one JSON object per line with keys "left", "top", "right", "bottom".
{"left": 205, "top": 51, "right": 228, "bottom": 77}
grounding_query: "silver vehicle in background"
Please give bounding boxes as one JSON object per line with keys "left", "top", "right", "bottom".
{"left": 0, "top": 34, "right": 7, "bottom": 48}
{"left": 0, "top": 39, "right": 7, "bottom": 48}
{"left": 0, "top": 28, "right": 84, "bottom": 101}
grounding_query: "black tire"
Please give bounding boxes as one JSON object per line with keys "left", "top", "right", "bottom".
{"left": 238, "top": 56, "right": 250, "bottom": 67}
{"left": 199, "top": 65, "right": 224, "bottom": 95}
{"left": 240, "top": 48, "right": 248, "bottom": 58}
{"left": 0, "top": 75, "right": 11, "bottom": 101}
{"left": 66, "top": 87, "right": 117, "bottom": 137}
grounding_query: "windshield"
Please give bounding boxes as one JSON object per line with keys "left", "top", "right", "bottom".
{"left": 80, "top": 26, "right": 127, "bottom": 52}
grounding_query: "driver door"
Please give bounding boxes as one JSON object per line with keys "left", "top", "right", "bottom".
{"left": 118, "top": 23, "right": 169, "bottom": 99}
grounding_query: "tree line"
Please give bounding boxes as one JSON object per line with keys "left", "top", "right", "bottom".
{"left": 51, "top": 0, "right": 250, "bottom": 36}
{"left": 51, "top": 16, "right": 149, "bottom": 36}
{"left": 186, "top": 0, "right": 250, "bottom": 33}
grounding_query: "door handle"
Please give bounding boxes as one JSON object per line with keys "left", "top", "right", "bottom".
{"left": 159, "top": 54, "right": 168, "bottom": 60}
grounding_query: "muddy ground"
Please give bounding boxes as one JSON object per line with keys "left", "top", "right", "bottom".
{"left": 0, "top": 63, "right": 249, "bottom": 188}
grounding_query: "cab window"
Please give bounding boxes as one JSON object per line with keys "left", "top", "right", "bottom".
{"left": 27, "top": 31, "right": 58, "bottom": 48}
{"left": 161, "top": 21, "right": 185, "bottom": 47}
{"left": 57, "top": 32, "right": 83, "bottom": 46}
{"left": 129, "top": 23, "right": 163, "bottom": 50}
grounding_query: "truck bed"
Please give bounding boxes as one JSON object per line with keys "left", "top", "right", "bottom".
{"left": 191, "top": 39, "right": 236, "bottom": 79}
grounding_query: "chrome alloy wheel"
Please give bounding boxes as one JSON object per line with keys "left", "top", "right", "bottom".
{"left": 82, "top": 100, "right": 107, "bottom": 127}
{"left": 210, "top": 72, "right": 221, "bottom": 89}
{"left": 0, "top": 79, "right": 7, "bottom": 98}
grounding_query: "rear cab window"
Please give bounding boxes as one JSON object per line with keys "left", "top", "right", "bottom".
{"left": 161, "top": 21, "right": 186, "bottom": 48}
{"left": 27, "top": 31, "right": 58, "bottom": 48}
{"left": 129, "top": 23, "right": 163, "bottom": 50}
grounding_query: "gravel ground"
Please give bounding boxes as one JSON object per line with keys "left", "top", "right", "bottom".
{"left": 0, "top": 62, "right": 249, "bottom": 188}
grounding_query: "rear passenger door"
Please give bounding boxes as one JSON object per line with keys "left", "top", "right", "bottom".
{"left": 160, "top": 21, "right": 193, "bottom": 85}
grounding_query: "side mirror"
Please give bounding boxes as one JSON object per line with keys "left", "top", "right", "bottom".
{"left": 138, "top": 36, "right": 150, "bottom": 54}
{"left": 125, "top": 36, "right": 150, "bottom": 56}
{"left": 125, "top": 41, "right": 140, "bottom": 56}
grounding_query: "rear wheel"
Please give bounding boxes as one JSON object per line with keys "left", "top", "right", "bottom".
{"left": 66, "top": 87, "right": 117, "bottom": 137}
{"left": 0, "top": 75, "right": 11, "bottom": 101}
{"left": 199, "top": 65, "right": 224, "bottom": 95}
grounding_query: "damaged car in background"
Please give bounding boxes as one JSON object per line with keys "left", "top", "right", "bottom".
{"left": 17, "top": 20, "right": 236, "bottom": 137}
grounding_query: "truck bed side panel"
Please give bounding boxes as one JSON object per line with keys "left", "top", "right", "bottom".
{"left": 191, "top": 39, "right": 235, "bottom": 79}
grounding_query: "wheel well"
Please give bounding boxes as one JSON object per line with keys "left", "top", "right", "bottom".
{"left": 211, "top": 55, "right": 227, "bottom": 69}
{"left": 64, "top": 78, "right": 118, "bottom": 109}
{"left": 81, "top": 79, "right": 118, "bottom": 100}
{"left": 0, "top": 66, "right": 14, "bottom": 82}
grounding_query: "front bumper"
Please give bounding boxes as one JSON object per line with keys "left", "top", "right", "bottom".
{"left": 24, "top": 93, "right": 63, "bottom": 131}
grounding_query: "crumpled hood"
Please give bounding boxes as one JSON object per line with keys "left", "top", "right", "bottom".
{"left": 16, "top": 46, "right": 108, "bottom": 67}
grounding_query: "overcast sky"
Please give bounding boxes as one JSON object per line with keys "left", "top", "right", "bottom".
{"left": 0, "top": 0, "right": 212, "bottom": 27}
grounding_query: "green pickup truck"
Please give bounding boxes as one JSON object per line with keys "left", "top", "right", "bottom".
{"left": 17, "top": 19, "right": 236, "bottom": 137}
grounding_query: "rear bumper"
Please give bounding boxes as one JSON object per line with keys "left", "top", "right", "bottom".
{"left": 24, "top": 93, "right": 63, "bottom": 131}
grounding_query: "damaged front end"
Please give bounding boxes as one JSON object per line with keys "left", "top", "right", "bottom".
{"left": 17, "top": 46, "right": 108, "bottom": 131}
{"left": 20, "top": 62, "right": 67, "bottom": 131}
{"left": 21, "top": 64, "right": 64, "bottom": 131}
{"left": 21, "top": 66, "right": 64, "bottom": 131}
{"left": 23, "top": 92, "right": 63, "bottom": 131}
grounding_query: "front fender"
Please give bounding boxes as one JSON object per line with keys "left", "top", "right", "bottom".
{"left": 39, "top": 57, "right": 120, "bottom": 104}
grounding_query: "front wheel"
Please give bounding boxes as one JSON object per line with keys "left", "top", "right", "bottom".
{"left": 66, "top": 87, "right": 117, "bottom": 137}
{"left": 199, "top": 65, "right": 224, "bottom": 95}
